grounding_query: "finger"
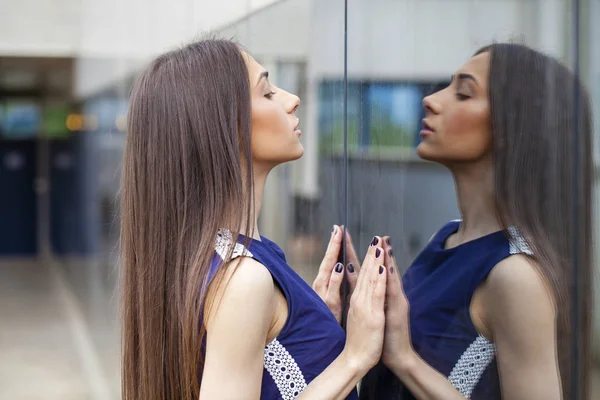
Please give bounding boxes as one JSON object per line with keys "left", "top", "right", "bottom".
{"left": 381, "top": 236, "right": 398, "bottom": 276}
{"left": 385, "top": 256, "right": 404, "bottom": 315}
{"left": 368, "top": 245, "right": 385, "bottom": 293}
{"left": 354, "top": 236, "right": 382, "bottom": 294}
{"left": 373, "top": 264, "right": 387, "bottom": 310}
{"left": 364, "top": 240, "right": 385, "bottom": 297}
{"left": 314, "top": 225, "right": 342, "bottom": 290}
{"left": 326, "top": 262, "right": 345, "bottom": 298}
{"left": 346, "top": 262, "right": 359, "bottom": 297}
{"left": 343, "top": 228, "right": 361, "bottom": 271}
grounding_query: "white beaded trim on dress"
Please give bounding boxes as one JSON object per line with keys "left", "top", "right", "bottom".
{"left": 215, "top": 228, "right": 253, "bottom": 260}
{"left": 448, "top": 335, "right": 496, "bottom": 398}
{"left": 264, "top": 339, "right": 307, "bottom": 399}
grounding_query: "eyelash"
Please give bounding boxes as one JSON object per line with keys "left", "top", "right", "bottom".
{"left": 265, "top": 91, "right": 276, "bottom": 99}
{"left": 455, "top": 93, "right": 470, "bottom": 101}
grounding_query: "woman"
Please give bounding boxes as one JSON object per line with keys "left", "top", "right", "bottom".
{"left": 358, "top": 43, "right": 593, "bottom": 399}
{"left": 120, "top": 39, "right": 387, "bottom": 399}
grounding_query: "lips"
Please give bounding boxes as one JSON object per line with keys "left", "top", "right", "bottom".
{"left": 422, "top": 119, "right": 434, "bottom": 132}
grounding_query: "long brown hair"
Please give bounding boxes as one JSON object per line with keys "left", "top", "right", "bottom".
{"left": 477, "top": 43, "right": 594, "bottom": 399}
{"left": 120, "top": 38, "right": 254, "bottom": 400}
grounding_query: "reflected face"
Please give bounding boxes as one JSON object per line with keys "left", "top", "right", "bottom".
{"left": 417, "top": 52, "right": 492, "bottom": 165}
{"left": 243, "top": 53, "right": 303, "bottom": 169}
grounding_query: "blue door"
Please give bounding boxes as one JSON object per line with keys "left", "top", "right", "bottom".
{"left": 0, "top": 140, "right": 37, "bottom": 255}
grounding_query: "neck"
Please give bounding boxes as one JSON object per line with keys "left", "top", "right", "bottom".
{"left": 240, "top": 163, "right": 271, "bottom": 241}
{"left": 449, "top": 157, "right": 501, "bottom": 243}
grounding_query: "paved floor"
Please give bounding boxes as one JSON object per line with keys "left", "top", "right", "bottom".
{"left": 0, "top": 257, "right": 599, "bottom": 399}
{"left": 0, "top": 258, "right": 119, "bottom": 400}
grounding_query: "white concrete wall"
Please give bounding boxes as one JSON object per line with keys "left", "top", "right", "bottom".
{"left": 73, "top": 0, "right": 282, "bottom": 98}
{"left": 0, "top": 0, "right": 82, "bottom": 56}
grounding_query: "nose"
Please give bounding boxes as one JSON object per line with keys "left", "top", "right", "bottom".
{"left": 288, "top": 93, "right": 300, "bottom": 114}
{"left": 422, "top": 92, "right": 441, "bottom": 115}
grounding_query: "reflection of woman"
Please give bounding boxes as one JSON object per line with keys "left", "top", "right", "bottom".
{"left": 359, "top": 43, "right": 593, "bottom": 399}
{"left": 120, "top": 39, "right": 388, "bottom": 400}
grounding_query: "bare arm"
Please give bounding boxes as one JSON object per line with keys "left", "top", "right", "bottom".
{"left": 200, "top": 257, "right": 275, "bottom": 399}
{"left": 201, "top": 242, "right": 388, "bottom": 400}
{"left": 485, "top": 255, "right": 561, "bottom": 400}
{"left": 382, "top": 241, "right": 561, "bottom": 400}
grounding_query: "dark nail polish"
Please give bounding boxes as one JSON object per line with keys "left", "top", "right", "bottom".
{"left": 371, "top": 236, "right": 379, "bottom": 246}
{"left": 347, "top": 263, "right": 355, "bottom": 273}
{"left": 386, "top": 237, "right": 392, "bottom": 246}
{"left": 379, "top": 265, "right": 384, "bottom": 274}
{"left": 390, "top": 266, "right": 394, "bottom": 274}
{"left": 388, "top": 248, "right": 393, "bottom": 257}
{"left": 376, "top": 248, "right": 381, "bottom": 258}
{"left": 335, "top": 262, "right": 343, "bottom": 273}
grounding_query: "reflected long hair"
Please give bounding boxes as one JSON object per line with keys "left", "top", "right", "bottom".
{"left": 479, "top": 43, "right": 593, "bottom": 400}
{"left": 120, "top": 39, "right": 254, "bottom": 400}
{"left": 360, "top": 43, "right": 593, "bottom": 399}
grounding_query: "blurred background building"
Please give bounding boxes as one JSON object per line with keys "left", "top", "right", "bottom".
{"left": 0, "top": 0, "right": 599, "bottom": 398}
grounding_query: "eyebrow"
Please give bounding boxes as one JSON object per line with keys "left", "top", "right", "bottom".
{"left": 451, "top": 73, "right": 479, "bottom": 86}
{"left": 257, "top": 71, "right": 269, "bottom": 86}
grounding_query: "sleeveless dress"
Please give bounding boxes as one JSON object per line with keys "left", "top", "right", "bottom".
{"left": 359, "top": 220, "right": 532, "bottom": 400}
{"left": 206, "top": 229, "right": 359, "bottom": 400}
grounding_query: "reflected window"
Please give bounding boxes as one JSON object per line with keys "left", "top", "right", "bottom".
{"left": 318, "top": 80, "right": 449, "bottom": 153}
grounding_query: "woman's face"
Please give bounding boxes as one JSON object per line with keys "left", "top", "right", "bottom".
{"left": 244, "top": 53, "right": 303, "bottom": 169}
{"left": 417, "top": 52, "right": 493, "bottom": 165}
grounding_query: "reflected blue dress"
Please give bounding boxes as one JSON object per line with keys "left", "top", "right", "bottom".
{"left": 359, "top": 220, "right": 532, "bottom": 400}
{"left": 206, "top": 229, "right": 359, "bottom": 400}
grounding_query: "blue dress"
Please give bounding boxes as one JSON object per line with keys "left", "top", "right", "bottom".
{"left": 359, "top": 220, "right": 532, "bottom": 400}
{"left": 207, "top": 229, "right": 359, "bottom": 400}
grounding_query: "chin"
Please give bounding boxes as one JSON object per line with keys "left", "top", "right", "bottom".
{"left": 293, "top": 144, "right": 304, "bottom": 159}
{"left": 271, "top": 145, "right": 305, "bottom": 166}
{"left": 416, "top": 142, "right": 436, "bottom": 161}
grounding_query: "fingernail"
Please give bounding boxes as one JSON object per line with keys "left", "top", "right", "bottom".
{"left": 386, "top": 237, "right": 392, "bottom": 246}
{"left": 379, "top": 265, "right": 384, "bottom": 274}
{"left": 388, "top": 248, "right": 393, "bottom": 257}
{"left": 332, "top": 225, "right": 336, "bottom": 234}
{"left": 390, "top": 266, "right": 394, "bottom": 274}
{"left": 335, "top": 262, "right": 343, "bottom": 273}
{"left": 347, "top": 263, "right": 355, "bottom": 273}
{"left": 376, "top": 248, "right": 381, "bottom": 258}
{"left": 371, "top": 236, "right": 379, "bottom": 246}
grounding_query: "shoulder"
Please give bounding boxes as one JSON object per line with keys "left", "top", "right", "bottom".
{"left": 204, "top": 256, "right": 276, "bottom": 329}
{"left": 487, "top": 254, "right": 553, "bottom": 304}
{"left": 483, "top": 254, "right": 556, "bottom": 336}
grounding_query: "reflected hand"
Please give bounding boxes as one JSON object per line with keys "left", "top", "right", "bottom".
{"left": 312, "top": 225, "right": 361, "bottom": 323}
{"left": 380, "top": 237, "right": 416, "bottom": 373}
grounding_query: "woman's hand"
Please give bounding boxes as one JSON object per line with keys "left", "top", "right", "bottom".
{"left": 341, "top": 237, "right": 387, "bottom": 373}
{"left": 312, "top": 225, "right": 361, "bottom": 323}
{"left": 380, "top": 236, "right": 417, "bottom": 374}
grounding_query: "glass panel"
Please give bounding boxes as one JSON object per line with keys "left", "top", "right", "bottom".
{"left": 347, "top": 0, "right": 599, "bottom": 399}
{"left": 585, "top": 0, "right": 600, "bottom": 396}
